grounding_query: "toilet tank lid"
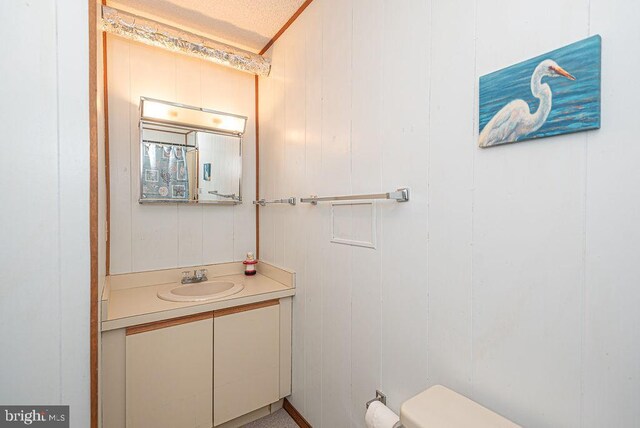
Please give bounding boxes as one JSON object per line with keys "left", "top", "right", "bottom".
{"left": 399, "top": 385, "right": 520, "bottom": 428}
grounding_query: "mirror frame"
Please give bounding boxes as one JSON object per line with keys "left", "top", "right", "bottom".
{"left": 137, "top": 98, "right": 246, "bottom": 205}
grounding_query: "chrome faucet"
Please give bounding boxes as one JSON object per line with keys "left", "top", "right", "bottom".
{"left": 181, "top": 269, "right": 208, "bottom": 284}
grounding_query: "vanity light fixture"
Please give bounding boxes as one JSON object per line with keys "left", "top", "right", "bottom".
{"left": 140, "top": 97, "right": 247, "bottom": 135}
{"left": 101, "top": 5, "right": 271, "bottom": 77}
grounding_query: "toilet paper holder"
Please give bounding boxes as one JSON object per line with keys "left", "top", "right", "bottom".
{"left": 366, "top": 390, "right": 387, "bottom": 409}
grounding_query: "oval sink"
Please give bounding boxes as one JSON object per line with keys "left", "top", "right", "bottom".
{"left": 158, "top": 281, "right": 244, "bottom": 302}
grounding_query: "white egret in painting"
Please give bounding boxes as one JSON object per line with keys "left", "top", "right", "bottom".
{"left": 478, "top": 59, "right": 576, "bottom": 147}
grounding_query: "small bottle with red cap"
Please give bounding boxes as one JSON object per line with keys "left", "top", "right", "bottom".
{"left": 243, "top": 252, "right": 258, "bottom": 276}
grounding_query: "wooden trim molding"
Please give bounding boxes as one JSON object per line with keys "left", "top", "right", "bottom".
{"left": 213, "top": 299, "right": 279, "bottom": 318}
{"left": 88, "top": 1, "right": 99, "bottom": 427}
{"left": 126, "top": 312, "right": 213, "bottom": 335}
{"left": 103, "top": 30, "right": 111, "bottom": 275}
{"left": 283, "top": 398, "right": 312, "bottom": 428}
{"left": 255, "top": 75, "right": 260, "bottom": 259}
{"left": 259, "top": 0, "right": 315, "bottom": 55}
{"left": 126, "top": 299, "right": 279, "bottom": 335}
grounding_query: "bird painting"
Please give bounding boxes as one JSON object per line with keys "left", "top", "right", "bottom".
{"left": 478, "top": 35, "right": 601, "bottom": 148}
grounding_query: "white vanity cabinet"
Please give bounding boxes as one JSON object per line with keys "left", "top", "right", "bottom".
{"left": 101, "top": 297, "right": 292, "bottom": 428}
{"left": 213, "top": 301, "right": 280, "bottom": 426}
{"left": 126, "top": 313, "right": 213, "bottom": 428}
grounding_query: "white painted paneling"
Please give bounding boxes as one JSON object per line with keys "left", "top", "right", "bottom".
{"left": 108, "top": 36, "right": 134, "bottom": 273}
{"left": 319, "top": 0, "right": 354, "bottom": 426}
{"left": 57, "top": 0, "right": 92, "bottom": 417}
{"left": 349, "top": 0, "right": 384, "bottom": 424}
{"left": 260, "top": 0, "right": 431, "bottom": 424}
{"left": 0, "top": 1, "right": 90, "bottom": 425}
{"left": 583, "top": 0, "right": 640, "bottom": 426}
{"left": 378, "top": 0, "right": 431, "bottom": 413}
{"left": 232, "top": 113, "right": 257, "bottom": 261}
{"left": 107, "top": 37, "right": 256, "bottom": 274}
{"left": 269, "top": 37, "right": 287, "bottom": 268}
{"left": 0, "top": 0, "right": 59, "bottom": 401}
{"left": 258, "top": 50, "right": 274, "bottom": 263}
{"left": 426, "top": 0, "right": 475, "bottom": 397}
{"left": 472, "top": 1, "right": 588, "bottom": 426}
{"left": 129, "top": 44, "right": 180, "bottom": 273}
{"left": 280, "top": 14, "right": 308, "bottom": 419}
{"left": 300, "top": 3, "right": 324, "bottom": 426}
{"left": 259, "top": 0, "right": 640, "bottom": 427}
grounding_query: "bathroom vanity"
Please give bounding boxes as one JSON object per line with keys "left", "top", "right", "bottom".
{"left": 100, "top": 262, "right": 295, "bottom": 428}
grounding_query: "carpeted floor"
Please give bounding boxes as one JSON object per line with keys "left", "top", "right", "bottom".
{"left": 243, "top": 409, "right": 298, "bottom": 428}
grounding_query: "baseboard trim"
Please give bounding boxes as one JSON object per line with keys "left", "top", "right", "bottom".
{"left": 283, "top": 398, "right": 312, "bottom": 428}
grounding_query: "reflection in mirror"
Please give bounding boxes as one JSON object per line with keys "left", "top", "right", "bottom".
{"left": 139, "top": 123, "right": 242, "bottom": 204}
{"left": 197, "top": 132, "right": 242, "bottom": 203}
{"left": 139, "top": 124, "right": 197, "bottom": 202}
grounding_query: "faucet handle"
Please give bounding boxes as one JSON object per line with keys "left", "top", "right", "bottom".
{"left": 195, "top": 269, "right": 207, "bottom": 279}
{"left": 181, "top": 271, "right": 191, "bottom": 284}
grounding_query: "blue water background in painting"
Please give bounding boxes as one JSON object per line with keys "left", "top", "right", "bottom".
{"left": 479, "top": 35, "right": 601, "bottom": 142}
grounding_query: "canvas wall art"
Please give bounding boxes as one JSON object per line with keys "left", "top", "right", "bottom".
{"left": 479, "top": 35, "right": 601, "bottom": 148}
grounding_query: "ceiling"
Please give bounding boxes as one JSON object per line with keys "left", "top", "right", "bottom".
{"left": 110, "top": 0, "right": 307, "bottom": 53}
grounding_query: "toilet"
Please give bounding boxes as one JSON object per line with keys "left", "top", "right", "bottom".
{"left": 399, "top": 385, "right": 520, "bottom": 428}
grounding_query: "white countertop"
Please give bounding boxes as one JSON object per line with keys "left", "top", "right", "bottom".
{"left": 102, "top": 272, "right": 295, "bottom": 331}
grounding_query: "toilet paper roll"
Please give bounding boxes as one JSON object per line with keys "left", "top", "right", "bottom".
{"left": 365, "top": 400, "right": 400, "bottom": 428}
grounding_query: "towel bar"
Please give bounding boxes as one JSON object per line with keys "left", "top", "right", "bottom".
{"left": 300, "top": 188, "right": 409, "bottom": 205}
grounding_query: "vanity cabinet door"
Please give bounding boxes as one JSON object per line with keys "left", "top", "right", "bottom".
{"left": 125, "top": 314, "right": 213, "bottom": 428}
{"left": 213, "top": 301, "right": 280, "bottom": 426}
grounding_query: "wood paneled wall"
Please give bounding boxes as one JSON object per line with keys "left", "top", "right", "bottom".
{"left": 258, "top": 0, "right": 640, "bottom": 427}
{"left": 0, "top": 1, "right": 91, "bottom": 425}
{"left": 107, "top": 36, "right": 256, "bottom": 274}
{"left": 260, "top": 1, "right": 429, "bottom": 425}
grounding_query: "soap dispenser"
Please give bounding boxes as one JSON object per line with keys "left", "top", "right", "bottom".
{"left": 243, "top": 252, "right": 258, "bottom": 276}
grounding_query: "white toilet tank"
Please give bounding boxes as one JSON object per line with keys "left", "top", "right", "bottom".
{"left": 400, "top": 385, "right": 520, "bottom": 428}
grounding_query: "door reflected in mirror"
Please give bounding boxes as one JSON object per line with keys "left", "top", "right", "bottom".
{"left": 196, "top": 132, "right": 241, "bottom": 203}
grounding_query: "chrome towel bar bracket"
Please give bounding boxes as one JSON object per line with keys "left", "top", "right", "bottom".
{"left": 252, "top": 197, "right": 297, "bottom": 206}
{"left": 300, "top": 188, "right": 410, "bottom": 205}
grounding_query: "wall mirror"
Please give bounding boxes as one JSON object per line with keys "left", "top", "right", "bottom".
{"left": 138, "top": 97, "right": 246, "bottom": 204}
